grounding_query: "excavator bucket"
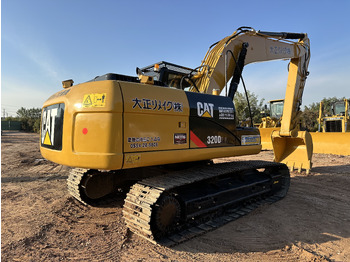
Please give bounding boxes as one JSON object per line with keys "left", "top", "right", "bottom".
{"left": 259, "top": 127, "right": 280, "bottom": 150}
{"left": 310, "top": 132, "right": 350, "bottom": 155}
{"left": 271, "top": 130, "right": 313, "bottom": 173}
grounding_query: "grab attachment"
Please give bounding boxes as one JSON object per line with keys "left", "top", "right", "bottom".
{"left": 271, "top": 130, "right": 313, "bottom": 174}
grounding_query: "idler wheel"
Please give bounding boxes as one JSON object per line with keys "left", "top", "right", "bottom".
{"left": 80, "top": 171, "right": 115, "bottom": 200}
{"left": 152, "top": 195, "right": 182, "bottom": 239}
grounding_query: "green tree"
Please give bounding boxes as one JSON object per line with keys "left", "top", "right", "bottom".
{"left": 4, "top": 116, "right": 20, "bottom": 121}
{"left": 319, "top": 97, "right": 345, "bottom": 116}
{"left": 16, "top": 107, "right": 42, "bottom": 133}
{"left": 300, "top": 97, "right": 346, "bottom": 131}
{"left": 301, "top": 102, "right": 319, "bottom": 131}
{"left": 16, "top": 107, "right": 41, "bottom": 119}
{"left": 233, "top": 91, "right": 265, "bottom": 125}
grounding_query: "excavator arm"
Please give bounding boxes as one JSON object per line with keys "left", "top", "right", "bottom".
{"left": 192, "top": 27, "right": 312, "bottom": 172}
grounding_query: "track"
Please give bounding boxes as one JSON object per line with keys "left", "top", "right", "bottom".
{"left": 66, "top": 161, "right": 289, "bottom": 246}
{"left": 67, "top": 168, "right": 89, "bottom": 205}
{"left": 123, "top": 160, "right": 290, "bottom": 246}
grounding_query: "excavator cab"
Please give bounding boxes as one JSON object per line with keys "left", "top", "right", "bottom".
{"left": 333, "top": 101, "right": 346, "bottom": 116}
{"left": 270, "top": 99, "right": 284, "bottom": 120}
{"left": 259, "top": 100, "right": 284, "bottom": 150}
{"left": 140, "top": 61, "right": 194, "bottom": 90}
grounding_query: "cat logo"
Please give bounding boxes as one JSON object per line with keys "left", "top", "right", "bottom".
{"left": 41, "top": 103, "right": 65, "bottom": 150}
{"left": 197, "top": 102, "right": 214, "bottom": 118}
{"left": 42, "top": 108, "right": 58, "bottom": 146}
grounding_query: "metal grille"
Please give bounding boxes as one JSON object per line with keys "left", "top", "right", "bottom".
{"left": 325, "top": 120, "right": 342, "bottom": 132}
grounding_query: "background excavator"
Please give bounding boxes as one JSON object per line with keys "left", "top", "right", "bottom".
{"left": 260, "top": 98, "right": 350, "bottom": 155}
{"left": 311, "top": 98, "right": 350, "bottom": 155}
{"left": 260, "top": 99, "right": 284, "bottom": 128}
{"left": 259, "top": 99, "right": 284, "bottom": 150}
{"left": 40, "top": 27, "right": 312, "bottom": 244}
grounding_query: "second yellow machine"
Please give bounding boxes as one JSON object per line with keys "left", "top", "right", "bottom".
{"left": 40, "top": 27, "right": 312, "bottom": 244}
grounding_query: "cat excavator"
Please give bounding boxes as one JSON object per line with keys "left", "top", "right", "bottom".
{"left": 259, "top": 99, "right": 284, "bottom": 150}
{"left": 40, "top": 27, "right": 312, "bottom": 245}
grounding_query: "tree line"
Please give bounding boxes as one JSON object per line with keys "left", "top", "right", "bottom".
{"left": 233, "top": 91, "right": 347, "bottom": 132}
{"left": 4, "top": 107, "right": 41, "bottom": 133}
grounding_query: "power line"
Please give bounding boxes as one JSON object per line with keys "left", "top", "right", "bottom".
{"left": 1, "top": 104, "right": 20, "bottom": 108}
{"left": 1, "top": 108, "right": 18, "bottom": 113}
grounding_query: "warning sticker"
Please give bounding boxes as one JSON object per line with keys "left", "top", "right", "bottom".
{"left": 125, "top": 155, "right": 141, "bottom": 164}
{"left": 83, "top": 93, "right": 106, "bottom": 108}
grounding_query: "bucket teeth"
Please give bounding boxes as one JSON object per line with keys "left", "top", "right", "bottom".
{"left": 271, "top": 130, "right": 313, "bottom": 174}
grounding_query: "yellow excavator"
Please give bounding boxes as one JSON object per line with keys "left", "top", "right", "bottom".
{"left": 40, "top": 27, "right": 312, "bottom": 244}
{"left": 260, "top": 99, "right": 284, "bottom": 128}
{"left": 260, "top": 98, "right": 350, "bottom": 156}
{"left": 259, "top": 99, "right": 284, "bottom": 150}
{"left": 312, "top": 98, "right": 350, "bottom": 155}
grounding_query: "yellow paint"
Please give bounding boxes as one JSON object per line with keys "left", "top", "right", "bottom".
{"left": 259, "top": 127, "right": 280, "bottom": 150}
{"left": 125, "top": 155, "right": 141, "bottom": 164}
{"left": 73, "top": 112, "right": 122, "bottom": 154}
{"left": 43, "top": 131, "right": 52, "bottom": 146}
{"left": 311, "top": 132, "right": 350, "bottom": 155}
{"left": 41, "top": 79, "right": 261, "bottom": 170}
{"left": 121, "top": 81, "right": 189, "bottom": 153}
{"left": 201, "top": 111, "right": 212, "bottom": 118}
{"left": 272, "top": 130, "right": 313, "bottom": 173}
{"left": 123, "top": 145, "right": 261, "bottom": 169}
{"left": 41, "top": 80, "right": 124, "bottom": 170}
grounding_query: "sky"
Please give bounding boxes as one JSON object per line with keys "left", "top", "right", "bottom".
{"left": 2, "top": 0, "right": 350, "bottom": 117}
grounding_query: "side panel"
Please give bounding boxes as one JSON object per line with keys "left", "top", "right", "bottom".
{"left": 123, "top": 145, "right": 261, "bottom": 169}
{"left": 73, "top": 112, "right": 122, "bottom": 154}
{"left": 121, "top": 82, "right": 190, "bottom": 155}
{"left": 40, "top": 81, "right": 124, "bottom": 170}
{"left": 185, "top": 92, "right": 239, "bottom": 148}
{"left": 123, "top": 114, "right": 188, "bottom": 152}
{"left": 41, "top": 80, "right": 261, "bottom": 171}
{"left": 121, "top": 84, "right": 261, "bottom": 169}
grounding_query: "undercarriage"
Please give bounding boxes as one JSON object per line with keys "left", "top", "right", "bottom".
{"left": 67, "top": 160, "right": 290, "bottom": 246}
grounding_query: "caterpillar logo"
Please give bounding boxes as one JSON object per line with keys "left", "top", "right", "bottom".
{"left": 197, "top": 102, "right": 214, "bottom": 118}
{"left": 41, "top": 103, "right": 65, "bottom": 150}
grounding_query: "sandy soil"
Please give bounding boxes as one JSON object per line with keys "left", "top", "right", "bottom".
{"left": 2, "top": 131, "right": 350, "bottom": 261}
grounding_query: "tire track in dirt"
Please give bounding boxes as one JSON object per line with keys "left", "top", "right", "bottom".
{"left": 2, "top": 132, "right": 350, "bottom": 261}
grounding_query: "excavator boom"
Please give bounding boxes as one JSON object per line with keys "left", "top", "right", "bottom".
{"left": 193, "top": 27, "right": 312, "bottom": 172}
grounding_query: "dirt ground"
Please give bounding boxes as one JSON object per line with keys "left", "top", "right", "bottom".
{"left": 2, "top": 131, "right": 350, "bottom": 262}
